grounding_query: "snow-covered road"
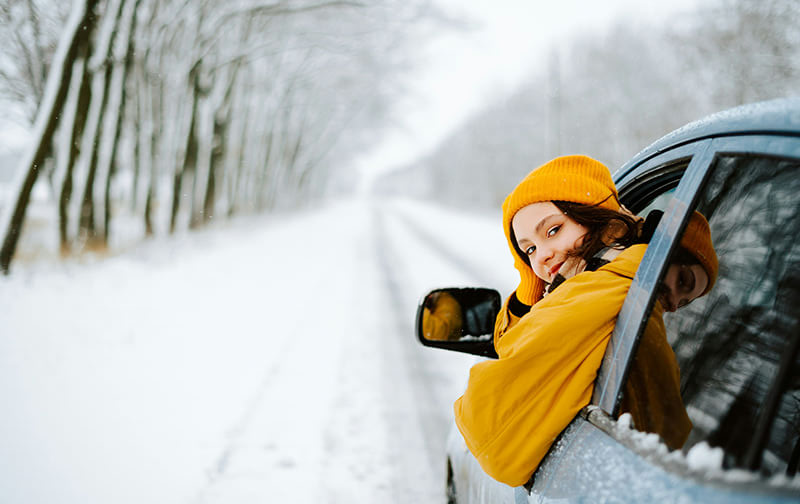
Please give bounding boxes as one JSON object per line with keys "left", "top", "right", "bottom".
{"left": 0, "top": 197, "right": 515, "bottom": 504}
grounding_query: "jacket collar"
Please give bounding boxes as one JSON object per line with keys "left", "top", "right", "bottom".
{"left": 545, "top": 244, "right": 647, "bottom": 296}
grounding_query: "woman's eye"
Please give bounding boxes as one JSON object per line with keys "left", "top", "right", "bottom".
{"left": 679, "top": 268, "right": 694, "bottom": 292}
{"left": 525, "top": 245, "right": 536, "bottom": 256}
{"left": 547, "top": 225, "right": 560, "bottom": 237}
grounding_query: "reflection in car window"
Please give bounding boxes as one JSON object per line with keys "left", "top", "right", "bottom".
{"left": 638, "top": 188, "right": 675, "bottom": 218}
{"left": 626, "top": 154, "right": 800, "bottom": 477}
{"left": 619, "top": 158, "right": 686, "bottom": 216}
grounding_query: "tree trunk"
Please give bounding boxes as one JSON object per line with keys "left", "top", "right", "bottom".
{"left": 100, "top": 0, "right": 142, "bottom": 245}
{"left": 225, "top": 78, "right": 252, "bottom": 217}
{"left": 204, "top": 115, "right": 227, "bottom": 223}
{"left": 199, "top": 63, "right": 239, "bottom": 226}
{"left": 56, "top": 43, "right": 91, "bottom": 254}
{"left": 170, "top": 75, "right": 200, "bottom": 234}
{"left": 76, "top": 0, "right": 125, "bottom": 248}
{"left": 0, "top": 0, "right": 99, "bottom": 274}
{"left": 189, "top": 97, "right": 212, "bottom": 229}
{"left": 138, "top": 58, "right": 159, "bottom": 237}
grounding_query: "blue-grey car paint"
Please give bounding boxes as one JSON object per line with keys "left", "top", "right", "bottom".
{"left": 527, "top": 416, "right": 800, "bottom": 504}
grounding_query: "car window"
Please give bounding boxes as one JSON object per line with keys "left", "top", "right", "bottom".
{"left": 618, "top": 159, "right": 686, "bottom": 215}
{"left": 638, "top": 188, "right": 674, "bottom": 219}
{"left": 621, "top": 153, "right": 800, "bottom": 478}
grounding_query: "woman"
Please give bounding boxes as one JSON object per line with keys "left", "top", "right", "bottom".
{"left": 453, "top": 155, "right": 717, "bottom": 486}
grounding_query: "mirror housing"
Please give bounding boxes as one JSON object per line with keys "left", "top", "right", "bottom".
{"left": 415, "top": 287, "right": 501, "bottom": 358}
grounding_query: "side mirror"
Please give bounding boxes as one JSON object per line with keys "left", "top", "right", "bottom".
{"left": 415, "top": 287, "right": 501, "bottom": 358}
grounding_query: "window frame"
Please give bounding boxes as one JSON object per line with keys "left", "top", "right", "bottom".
{"left": 594, "top": 134, "right": 800, "bottom": 416}
{"left": 586, "top": 133, "right": 800, "bottom": 485}
{"left": 593, "top": 139, "right": 714, "bottom": 413}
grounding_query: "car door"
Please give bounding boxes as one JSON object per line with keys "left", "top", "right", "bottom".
{"left": 520, "top": 133, "right": 800, "bottom": 503}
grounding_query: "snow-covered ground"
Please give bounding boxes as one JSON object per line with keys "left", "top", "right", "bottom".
{"left": 0, "top": 196, "right": 516, "bottom": 504}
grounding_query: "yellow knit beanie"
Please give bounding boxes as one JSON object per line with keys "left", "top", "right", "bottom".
{"left": 502, "top": 155, "right": 620, "bottom": 304}
{"left": 503, "top": 155, "right": 621, "bottom": 222}
{"left": 679, "top": 211, "right": 718, "bottom": 295}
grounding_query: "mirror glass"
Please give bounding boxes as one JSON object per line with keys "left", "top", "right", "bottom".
{"left": 416, "top": 287, "right": 501, "bottom": 358}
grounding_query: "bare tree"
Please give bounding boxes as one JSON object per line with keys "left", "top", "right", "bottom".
{"left": 0, "top": 0, "right": 99, "bottom": 273}
{"left": 0, "top": 0, "right": 438, "bottom": 272}
{"left": 0, "top": 0, "right": 70, "bottom": 121}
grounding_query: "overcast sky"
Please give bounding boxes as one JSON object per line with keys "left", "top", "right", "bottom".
{"left": 356, "top": 0, "right": 700, "bottom": 186}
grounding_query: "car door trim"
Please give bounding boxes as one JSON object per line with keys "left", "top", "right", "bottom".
{"left": 593, "top": 139, "right": 715, "bottom": 414}
{"left": 595, "top": 134, "right": 800, "bottom": 416}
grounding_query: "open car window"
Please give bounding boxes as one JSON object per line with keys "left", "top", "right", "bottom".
{"left": 618, "top": 159, "right": 687, "bottom": 216}
{"left": 621, "top": 153, "right": 800, "bottom": 478}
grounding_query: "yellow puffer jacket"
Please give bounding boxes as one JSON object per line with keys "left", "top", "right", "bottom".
{"left": 453, "top": 244, "right": 688, "bottom": 486}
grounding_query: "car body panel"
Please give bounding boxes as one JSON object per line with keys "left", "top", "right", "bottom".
{"left": 524, "top": 416, "right": 800, "bottom": 504}
{"left": 447, "top": 423, "right": 515, "bottom": 502}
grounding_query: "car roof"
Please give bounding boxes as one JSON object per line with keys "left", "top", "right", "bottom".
{"left": 614, "top": 97, "right": 800, "bottom": 180}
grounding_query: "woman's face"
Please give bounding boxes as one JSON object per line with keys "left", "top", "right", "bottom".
{"left": 658, "top": 263, "right": 709, "bottom": 312}
{"left": 512, "top": 201, "right": 589, "bottom": 282}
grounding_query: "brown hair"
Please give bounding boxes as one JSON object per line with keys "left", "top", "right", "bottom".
{"left": 509, "top": 200, "right": 640, "bottom": 264}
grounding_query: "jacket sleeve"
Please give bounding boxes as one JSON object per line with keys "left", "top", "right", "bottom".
{"left": 454, "top": 245, "right": 647, "bottom": 487}
{"left": 493, "top": 291, "right": 532, "bottom": 347}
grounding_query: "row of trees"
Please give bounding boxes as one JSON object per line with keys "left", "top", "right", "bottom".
{"left": 0, "top": 0, "right": 441, "bottom": 272}
{"left": 377, "top": 0, "right": 800, "bottom": 208}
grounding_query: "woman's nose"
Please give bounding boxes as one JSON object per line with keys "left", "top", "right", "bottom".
{"left": 535, "top": 245, "right": 554, "bottom": 270}
{"left": 535, "top": 245, "right": 551, "bottom": 264}
{"left": 666, "top": 292, "right": 680, "bottom": 312}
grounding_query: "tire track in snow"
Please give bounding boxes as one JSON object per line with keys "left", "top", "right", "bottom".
{"left": 190, "top": 200, "right": 490, "bottom": 503}
{"left": 204, "top": 331, "right": 294, "bottom": 480}
{"left": 372, "top": 208, "right": 448, "bottom": 502}
{"left": 189, "top": 207, "right": 358, "bottom": 504}
{"left": 370, "top": 202, "right": 490, "bottom": 503}
{"left": 385, "top": 208, "right": 497, "bottom": 287}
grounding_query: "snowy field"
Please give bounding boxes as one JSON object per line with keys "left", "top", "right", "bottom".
{"left": 0, "top": 196, "right": 517, "bottom": 504}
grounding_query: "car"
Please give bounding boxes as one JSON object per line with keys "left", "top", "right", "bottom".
{"left": 415, "top": 97, "right": 800, "bottom": 503}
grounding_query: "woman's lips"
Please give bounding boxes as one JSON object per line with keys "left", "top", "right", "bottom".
{"left": 550, "top": 261, "right": 564, "bottom": 277}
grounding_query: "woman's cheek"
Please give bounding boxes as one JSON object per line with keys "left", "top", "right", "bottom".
{"left": 562, "top": 256, "right": 587, "bottom": 279}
